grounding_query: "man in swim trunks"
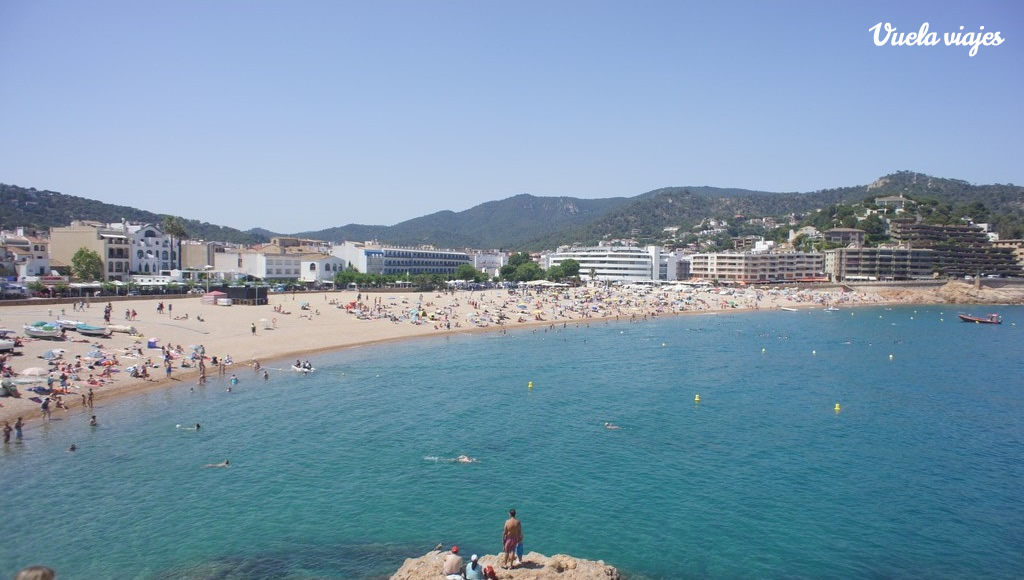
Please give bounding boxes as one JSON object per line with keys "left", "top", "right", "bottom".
{"left": 442, "top": 545, "right": 463, "bottom": 579}
{"left": 502, "top": 508, "right": 523, "bottom": 569}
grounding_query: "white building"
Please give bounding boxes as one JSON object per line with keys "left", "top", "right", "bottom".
{"left": 214, "top": 248, "right": 302, "bottom": 280}
{"left": 125, "top": 223, "right": 177, "bottom": 274}
{"left": 332, "top": 241, "right": 471, "bottom": 276}
{"left": 300, "top": 255, "right": 346, "bottom": 284}
{"left": 469, "top": 250, "right": 507, "bottom": 279}
{"left": 0, "top": 228, "right": 50, "bottom": 279}
{"left": 545, "top": 245, "right": 664, "bottom": 282}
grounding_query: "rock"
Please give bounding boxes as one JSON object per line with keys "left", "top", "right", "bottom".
{"left": 390, "top": 550, "right": 621, "bottom": 580}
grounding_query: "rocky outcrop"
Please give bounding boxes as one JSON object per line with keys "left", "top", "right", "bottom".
{"left": 874, "top": 281, "right": 1024, "bottom": 305}
{"left": 390, "top": 550, "right": 621, "bottom": 580}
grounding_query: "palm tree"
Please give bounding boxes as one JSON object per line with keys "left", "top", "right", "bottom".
{"left": 162, "top": 216, "right": 189, "bottom": 270}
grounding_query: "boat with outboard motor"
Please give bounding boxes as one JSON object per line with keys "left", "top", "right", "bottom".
{"left": 957, "top": 313, "right": 1001, "bottom": 324}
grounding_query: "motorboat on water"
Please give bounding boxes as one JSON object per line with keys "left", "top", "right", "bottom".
{"left": 957, "top": 313, "right": 1002, "bottom": 324}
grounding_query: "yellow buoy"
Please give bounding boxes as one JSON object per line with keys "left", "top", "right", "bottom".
{"left": 694, "top": 394, "right": 700, "bottom": 403}
{"left": 834, "top": 403, "right": 841, "bottom": 413}
{"left": 528, "top": 381, "right": 533, "bottom": 389}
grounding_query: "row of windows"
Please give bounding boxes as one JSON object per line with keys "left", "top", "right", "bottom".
{"left": 309, "top": 263, "right": 342, "bottom": 271}
{"left": 137, "top": 250, "right": 177, "bottom": 260}
{"left": 382, "top": 251, "right": 470, "bottom": 260}
{"left": 382, "top": 259, "right": 471, "bottom": 267}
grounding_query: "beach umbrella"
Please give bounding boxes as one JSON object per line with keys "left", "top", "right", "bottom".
{"left": 20, "top": 367, "right": 49, "bottom": 377}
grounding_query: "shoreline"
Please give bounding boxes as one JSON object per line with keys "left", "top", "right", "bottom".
{"left": 3, "top": 282, "right": 1021, "bottom": 431}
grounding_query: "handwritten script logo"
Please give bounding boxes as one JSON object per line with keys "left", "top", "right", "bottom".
{"left": 869, "top": 22, "right": 1005, "bottom": 57}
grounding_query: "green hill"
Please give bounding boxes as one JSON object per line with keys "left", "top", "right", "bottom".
{"left": 4, "top": 171, "right": 1022, "bottom": 250}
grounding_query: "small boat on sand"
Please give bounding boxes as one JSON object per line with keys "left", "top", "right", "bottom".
{"left": 23, "top": 322, "right": 63, "bottom": 339}
{"left": 76, "top": 323, "right": 112, "bottom": 337}
{"left": 957, "top": 313, "right": 1002, "bottom": 324}
{"left": 56, "top": 318, "right": 84, "bottom": 330}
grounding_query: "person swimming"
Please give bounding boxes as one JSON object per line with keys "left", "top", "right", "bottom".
{"left": 204, "top": 459, "right": 229, "bottom": 468}
{"left": 456, "top": 454, "right": 479, "bottom": 463}
{"left": 604, "top": 422, "right": 622, "bottom": 430}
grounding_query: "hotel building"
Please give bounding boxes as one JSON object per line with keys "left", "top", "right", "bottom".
{"left": 545, "top": 245, "right": 668, "bottom": 282}
{"left": 332, "top": 241, "right": 471, "bottom": 276}
{"left": 688, "top": 251, "right": 824, "bottom": 283}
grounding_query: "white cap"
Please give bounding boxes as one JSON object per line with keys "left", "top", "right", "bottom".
{"left": 471, "top": 554, "right": 479, "bottom": 562}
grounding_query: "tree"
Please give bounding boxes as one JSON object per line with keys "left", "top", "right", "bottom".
{"left": 559, "top": 259, "right": 580, "bottom": 279}
{"left": 162, "top": 216, "right": 189, "bottom": 269}
{"left": 507, "top": 252, "right": 532, "bottom": 268}
{"left": 512, "top": 261, "right": 544, "bottom": 282}
{"left": 454, "top": 264, "right": 483, "bottom": 282}
{"left": 71, "top": 247, "right": 104, "bottom": 281}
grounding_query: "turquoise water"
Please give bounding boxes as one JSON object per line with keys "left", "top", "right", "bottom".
{"left": 3, "top": 305, "right": 1023, "bottom": 579}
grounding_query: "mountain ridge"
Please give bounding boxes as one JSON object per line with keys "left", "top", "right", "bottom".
{"left": 3, "top": 172, "right": 1022, "bottom": 250}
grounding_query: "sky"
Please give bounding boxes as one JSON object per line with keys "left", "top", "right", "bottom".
{"left": 1, "top": 1, "right": 1021, "bottom": 233}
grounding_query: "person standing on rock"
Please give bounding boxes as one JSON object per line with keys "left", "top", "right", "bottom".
{"left": 502, "top": 508, "right": 523, "bottom": 569}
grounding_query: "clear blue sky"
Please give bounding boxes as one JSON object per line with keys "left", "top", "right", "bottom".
{"left": 1, "top": 1, "right": 1021, "bottom": 233}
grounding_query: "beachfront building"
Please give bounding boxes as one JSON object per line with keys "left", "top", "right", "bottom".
{"left": 0, "top": 228, "right": 50, "bottom": 279}
{"left": 299, "top": 255, "right": 346, "bottom": 285}
{"left": 49, "top": 220, "right": 180, "bottom": 281}
{"left": 331, "top": 241, "right": 471, "bottom": 276}
{"left": 990, "top": 239, "right": 1024, "bottom": 269}
{"left": 179, "top": 240, "right": 228, "bottom": 271}
{"left": 823, "top": 247, "right": 935, "bottom": 281}
{"left": 890, "top": 222, "right": 1023, "bottom": 278}
{"left": 688, "top": 251, "right": 825, "bottom": 283}
{"left": 470, "top": 250, "right": 507, "bottom": 279}
{"left": 49, "top": 220, "right": 132, "bottom": 281}
{"left": 213, "top": 248, "right": 304, "bottom": 281}
{"left": 545, "top": 245, "right": 665, "bottom": 282}
{"left": 126, "top": 223, "right": 178, "bottom": 274}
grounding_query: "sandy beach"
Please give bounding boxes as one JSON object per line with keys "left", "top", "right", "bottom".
{"left": 1, "top": 281, "right": 1019, "bottom": 432}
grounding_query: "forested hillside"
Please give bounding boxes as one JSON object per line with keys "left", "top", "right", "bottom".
{"left": 4, "top": 171, "right": 1022, "bottom": 250}
{"left": 0, "top": 184, "right": 268, "bottom": 244}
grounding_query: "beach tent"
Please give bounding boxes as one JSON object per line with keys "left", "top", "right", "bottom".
{"left": 201, "top": 291, "right": 227, "bottom": 305}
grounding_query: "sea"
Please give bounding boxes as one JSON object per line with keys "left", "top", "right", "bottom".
{"left": 2, "top": 305, "right": 1022, "bottom": 579}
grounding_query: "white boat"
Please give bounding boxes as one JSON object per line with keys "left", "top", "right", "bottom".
{"left": 824, "top": 306, "right": 840, "bottom": 312}
{"left": 0, "top": 338, "right": 16, "bottom": 352}
{"left": 56, "top": 318, "right": 84, "bottom": 330}
{"left": 108, "top": 324, "right": 140, "bottom": 335}
{"left": 780, "top": 307, "right": 798, "bottom": 312}
{"left": 23, "top": 322, "right": 63, "bottom": 339}
{"left": 292, "top": 365, "right": 315, "bottom": 373}
{"left": 76, "top": 323, "right": 112, "bottom": 337}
